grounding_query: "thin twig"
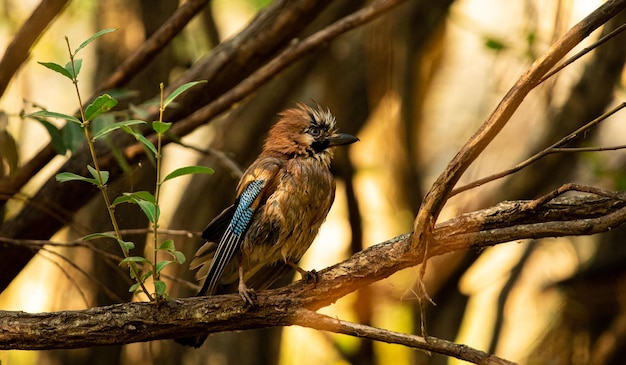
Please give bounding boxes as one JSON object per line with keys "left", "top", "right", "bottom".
{"left": 293, "top": 309, "right": 518, "bottom": 365}
{"left": 538, "top": 21, "right": 626, "bottom": 85}
{"left": 171, "top": 139, "right": 244, "bottom": 178}
{"left": 450, "top": 101, "right": 626, "bottom": 197}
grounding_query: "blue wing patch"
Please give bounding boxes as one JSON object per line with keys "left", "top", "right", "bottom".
{"left": 229, "top": 179, "right": 264, "bottom": 235}
{"left": 200, "top": 179, "right": 265, "bottom": 295}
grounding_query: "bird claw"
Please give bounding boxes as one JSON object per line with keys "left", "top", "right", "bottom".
{"left": 300, "top": 269, "right": 319, "bottom": 284}
{"left": 238, "top": 286, "right": 257, "bottom": 306}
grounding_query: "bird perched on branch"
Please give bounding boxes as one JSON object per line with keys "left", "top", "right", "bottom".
{"left": 176, "top": 103, "right": 358, "bottom": 348}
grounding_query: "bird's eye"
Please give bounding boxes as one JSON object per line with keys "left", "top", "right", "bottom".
{"left": 307, "top": 126, "right": 322, "bottom": 138}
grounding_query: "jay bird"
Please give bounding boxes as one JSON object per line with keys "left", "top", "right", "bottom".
{"left": 176, "top": 103, "right": 358, "bottom": 347}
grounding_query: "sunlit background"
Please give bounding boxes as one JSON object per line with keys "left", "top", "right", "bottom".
{"left": 1, "top": 0, "right": 626, "bottom": 364}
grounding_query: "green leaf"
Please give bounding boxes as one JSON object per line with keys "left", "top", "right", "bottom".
{"left": 28, "top": 110, "right": 80, "bottom": 124}
{"left": 63, "top": 121, "right": 85, "bottom": 153}
{"left": 92, "top": 119, "right": 146, "bottom": 140}
{"left": 175, "top": 251, "right": 186, "bottom": 264}
{"left": 152, "top": 121, "right": 171, "bottom": 135}
{"left": 34, "top": 118, "right": 67, "bottom": 154}
{"left": 118, "top": 239, "right": 135, "bottom": 252}
{"left": 111, "top": 194, "right": 134, "bottom": 206}
{"left": 74, "top": 28, "right": 117, "bottom": 55}
{"left": 128, "top": 282, "right": 140, "bottom": 293}
{"left": 121, "top": 126, "right": 157, "bottom": 155}
{"left": 158, "top": 239, "right": 175, "bottom": 252}
{"left": 136, "top": 199, "right": 159, "bottom": 223}
{"left": 129, "top": 191, "right": 156, "bottom": 202}
{"left": 87, "top": 165, "right": 109, "bottom": 185}
{"left": 65, "top": 59, "right": 82, "bottom": 78}
{"left": 55, "top": 172, "right": 97, "bottom": 184}
{"left": 140, "top": 270, "right": 153, "bottom": 282}
{"left": 111, "top": 191, "right": 155, "bottom": 206}
{"left": 38, "top": 61, "right": 73, "bottom": 80}
{"left": 163, "top": 80, "right": 206, "bottom": 109}
{"left": 111, "top": 191, "right": 160, "bottom": 223}
{"left": 82, "top": 232, "right": 118, "bottom": 241}
{"left": 155, "top": 260, "right": 173, "bottom": 274}
{"left": 154, "top": 280, "right": 167, "bottom": 296}
{"left": 162, "top": 166, "right": 214, "bottom": 183}
{"left": 120, "top": 256, "right": 151, "bottom": 265}
{"left": 136, "top": 134, "right": 157, "bottom": 155}
{"left": 84, "top": 94, "right": 118, "bottom": 122}
{"left": 485, "top": 38, "right": 506, "bottom": 51}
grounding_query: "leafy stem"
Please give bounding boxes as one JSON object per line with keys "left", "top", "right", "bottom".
{"left": 64, "top": 35, "right": 155, "bottom": 301}
{"left": 32, "top": 29, "right": 210, "bottom": 301}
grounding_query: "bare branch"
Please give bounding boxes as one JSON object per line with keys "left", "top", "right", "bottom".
{"left": 538, "top": 21, "right": 626, "bottom": 85}
{"left": 292, "top": 309, "right": 518, "bottom": 365}
{"left": 413, "top": 0, "right": 626, "bottom": 246}
{"left": 450, "top": 101, "right": 626, "bottom": 196}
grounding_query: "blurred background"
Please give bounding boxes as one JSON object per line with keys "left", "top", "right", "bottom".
{"left": 1, "top": 0, "right": 626, "bottom": 364}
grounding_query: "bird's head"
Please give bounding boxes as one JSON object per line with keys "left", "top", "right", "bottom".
{"left": 263, "top": 103, "right": 359, "bottom": 164}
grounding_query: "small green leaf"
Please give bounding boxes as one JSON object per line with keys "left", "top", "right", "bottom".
{"left": 158, "top": 239, "right": 175, "bottom": 252}
{"left": 162, "top": 166, "right": 214, "bottom": 183}
{"left": 65, "top": 59, "right": 82, "bottom": 78}
{"left": 136, "top": 199, "right": 159, "bottom": 223}
{"left": 485, "top": 38, "right": 506, "bottom": 51}
{"left": 163, "top": 80, "right": 207, "bottom": 109}
{"left": 74, "top": 28, "right": 117, "bottom": 55}
{"left": 92, "top": 119, "right": 146, "bottom": 140}
{"left": 63, "top": 121, "right": 85, "bottom": 153}
{"left": 28, "top": 110, "right": 81, "bottom": 124}
{"left": 128, "top": 282, "right": 140, "bottom": 293}
{"left": 87, "top": 165, "right": 109, "bottom": 185}
{"left": 155, "top": 260, "right": 173, "bottom": 274}
{"left": 38, "top": 61, "right": 73, "bottom": 80}
{"left": 112, "top": 191, "right": 155, "bottom": 206}
{"left": 152, "top": 121, "right": 171, "bottom": 135}
{"left": 154, "top": 280, "right": 167, "bottom": 296}
{"left": 120, "top": 256, "right": 151, "bottom": 265}
{"left": 129, "top": 191, "right": 156, "bottom": 202}
{"left": 34, "top": 118, "right": 67, "bottom": 154}
{"left": 140, "top": 270, "right": 153, "bottom": 282}
{"left": 84, "top": 94, "right": 118, "bottom": 122}
{"left": 82, "top": 232, "right": 118, "bottom": 241}
{"left": 175, "top": 251, "right": 186, "bottom": 264}
{"left": 55, "top": 172, "right": 97, "bottom": 184}
{"left": 136, "top": 134, "right": 157, "bottom": 155}
{"left": 111, "top": 195, "right": 134, "bottom": 206}
{"left": 121, "top": 126, "right": 157, "bottom": 155}
{"left": 118, "top": 239, "right": 135, "bottom": 252}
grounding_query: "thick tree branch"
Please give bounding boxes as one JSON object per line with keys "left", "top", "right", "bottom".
{"left": 2, "top": 191, "right": 625, "bottom": 363}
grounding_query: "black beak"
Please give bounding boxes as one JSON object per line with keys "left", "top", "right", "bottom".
{"left": 327, "top": 133, "right": 359, "bottom": 147}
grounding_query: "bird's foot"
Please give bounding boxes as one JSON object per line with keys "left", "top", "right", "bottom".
{"left": 238, "top": 282, "right": 257, "bottom": 306}
{"left": 287, "top": 261, "right": 319, "bottom": 284}
{"left": 300, "top": 268, "right": 319, "bottom": 284}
